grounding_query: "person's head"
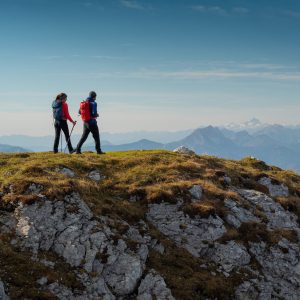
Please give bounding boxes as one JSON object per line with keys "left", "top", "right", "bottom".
{"left": 89, "top": 91, "right": 97, "bottom": 100}
{"left": 56, "top": 93, "right": 67, "bottom": 102}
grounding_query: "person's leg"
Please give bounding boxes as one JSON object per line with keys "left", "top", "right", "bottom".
{"left": 76, "top": 122, "right": 90, "bottom": 153}
{"left": 53, "top": 121, "right": 61, "bottom": 153}
{"left": 90, "top": 123, "right": 101, "bottom": 153}
{"left": 60, "top": 120, "right": 73, "bottom": 153}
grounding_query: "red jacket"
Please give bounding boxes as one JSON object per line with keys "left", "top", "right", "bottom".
{"left": 62, "top": 102, "right": 74, "bottom": 123}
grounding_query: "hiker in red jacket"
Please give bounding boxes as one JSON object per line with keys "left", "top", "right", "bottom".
{"left": 52, "top": 93, "right": 76, "bottom": 153}
{"left": 75, "top": 91, "right": 105, "bottom": 154}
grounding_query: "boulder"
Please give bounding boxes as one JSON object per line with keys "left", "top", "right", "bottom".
{"left": 173, "top": 146, "right": 195, "bottom": 155}
{"left": 88, "top": 170, "right": 102, "bottom": 182}
{"left": 57, "top": 167, "right": 75, "bottom": 178}
{"left": 137, "top": 270, "right": 175, "bottom": 300}
{"left": 189, "top": 185, "right": 203, "bottom": 201}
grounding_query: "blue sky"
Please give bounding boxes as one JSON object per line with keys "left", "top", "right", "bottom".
{"left": 0, "top": 0, "right": 300, "bottom": 135}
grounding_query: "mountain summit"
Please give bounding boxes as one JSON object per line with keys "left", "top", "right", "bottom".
{"left": 0, "top": 151, "right": 300, "bottom": 299}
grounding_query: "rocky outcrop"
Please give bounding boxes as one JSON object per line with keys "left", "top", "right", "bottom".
{"left": 173, "top": 146, "right": 195, "bottom": 155}
{"left": 238, "top": 189, "right": 298, "bottom": 231}
{"left": 146, "top": 186, "right": 300, "bottom": 299}
{"left": 236, "top": 239, "right": 300, "bottom": 299}
{"left": 11, "top": 193, "right": 154, "bottom": 299}
{"left": 258, "top": 176, "right": 289, "bottom": 197}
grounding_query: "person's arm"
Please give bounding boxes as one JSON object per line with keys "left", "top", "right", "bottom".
{"left": 62, "top": 102, "right": 74, "bottom": 123}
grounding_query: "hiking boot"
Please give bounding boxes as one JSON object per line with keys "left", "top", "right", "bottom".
{"left": 75, "top": 150, "right": 82, "bottom": 154}
{"left": 97, "top": 150, "right": 106, "bottom": 155}
{"left": 69, "top": 149, "right": 76, "bottom": 154}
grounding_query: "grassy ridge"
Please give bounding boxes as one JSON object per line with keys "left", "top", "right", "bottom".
{"left": 0, "top": 150, "right": 300, "bottom": 299}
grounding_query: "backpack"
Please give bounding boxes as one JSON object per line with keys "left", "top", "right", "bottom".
{"left": 80, "top": 100, "right": 91, "bottom": 122}
{"left": 52, "top": 100, "right": 63, "bottom": 120}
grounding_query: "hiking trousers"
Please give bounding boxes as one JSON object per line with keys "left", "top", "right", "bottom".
{"left": 76, "top": 120, "right": 101, "bottom": 152}
{"left": 53, "top": 120, "right": 74, "bottom": 153}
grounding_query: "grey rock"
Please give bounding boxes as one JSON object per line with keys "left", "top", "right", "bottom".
{"left": 58, "top": 167, "right": 75, "bottom": 178}
{"left": 245, "top": 239, "right": 300, "bottom": 299}
{"left": 27, "top": 183, "right": 43, "bottom": 195}
{"left": 258, "top": 177, "right": 289, "bottom": 197}
{"left": 37, "top": 277, "right": 48, "bottom": 286}
{"left": 137, "top": 270, "right": 175, "bottom": 300}
{"left": 223, "top": 176, "right": 232, "bottom": 185}
{"left": 235, "top": 281, "right": 259, "bottom": 300}
{"left": 147, "top": 201, "right": 226, "bottom": 258}
{"left": 14, "top": 193, "right": 147, "bottom": 299}
{"left": 103, "top": 253, "right": 143, "bottom": 296}
{"left": 224, "top": 198, "right": 260, "bottom": 228}
{"left": 0, "top": 212, "right": 16, "bottom": 233}
{"left": 189, "top": 185, "right": 203, "bottom": 201}
{"left": 0, "top": 280, "right": 9, "bottom": 300}
{"left": 207, "top": 241, "right": 251, "bottom": 272}
{"left": 238, "top": 189, "right": 298, "bottom": 230}
{"left": 88, "top": 170, "right": 102, "bottom": 182}
{"left": 173, "top": 146, "right": 195, "bottom": 155}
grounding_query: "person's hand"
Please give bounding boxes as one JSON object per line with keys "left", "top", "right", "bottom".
{"left": 73, "top": 121, "right": 77, "bottom": 125}
{"left": 96, "top": 113, "right": 99, "bottom": 117}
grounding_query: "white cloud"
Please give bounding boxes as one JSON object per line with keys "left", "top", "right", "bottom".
{"left": 283, "top": 10, "right": 300, "bottom": 18}
{"left": 191, "top": 5, "right": 227, "bottom": 16}
{"left": 191, "top": 5, "right": 249, "bottom": 16}
{"left": 86, "top": 68, "right": 300, "bottom": 82}
{"left": 120, "top": 0, "right": 145, "bottom": 10}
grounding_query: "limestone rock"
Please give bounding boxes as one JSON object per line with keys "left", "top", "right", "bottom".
{"left": 189, "top": 185, "right": 203, "bottom": 201}
{"left": 238, "top": 189, "right": 298, "bottom": 230}
{"left": 13, "top": 193, "right": 148, "bottom": 299}
{"left": 58, "top": 167, "right": 75, "bottom": 178}
{"left": 88, "top": 170, "right": 102, "bottom": 182}
{"left": 137, "top": 270, "right": 175, "bottom": 300}
{"left": 173, "top": 146, "right": 195, "bottom": 155}
{"left": 0, "top": 280, "right": 9, "bottom": 300}
{"left": 258, "top": 176, "right": 289, "bottom": 197}
{"left": 147, "top": 201, "right": 226, "bottom": 258}
{"left": 37, "top": 277, "right": 48, "bottom": 286}
{"left": 235, "top": 281, "right": 259, "bottom": 300}
{"left": 224, "top": 198, "right": 260, "bottom": 228}
{"left": 244, "top": 239, "right": 300, "bottom": 299}
{"left": 207, "top": 241, "right": 251, "bottom": 272}
{"left": 103, "top": 253, "right": 143, "bottom": 296}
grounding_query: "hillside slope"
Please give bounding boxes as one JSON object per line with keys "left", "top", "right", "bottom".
{"left": 0, "top": 151, "right": 300, "bottom": 299}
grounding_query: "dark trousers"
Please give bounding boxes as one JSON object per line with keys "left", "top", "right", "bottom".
{"left": 53, "top": 120, "right": 74, "bottom": 153}
{"left": 76, "top": 120, "right": 101, "bottom": 152}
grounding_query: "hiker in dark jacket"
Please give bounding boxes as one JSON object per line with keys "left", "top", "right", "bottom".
{"left": 52, "top": 93, "right": 76, "bottom": 153}
{"left": 75, "top": 91, "right": 105, "bottom": 154}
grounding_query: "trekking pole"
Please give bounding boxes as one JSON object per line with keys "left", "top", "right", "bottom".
{"left": 60, "top": 131, "right": 63, "bottom": 153}
{"left": 64, "top": 121, "right": 77, "bottom": 153}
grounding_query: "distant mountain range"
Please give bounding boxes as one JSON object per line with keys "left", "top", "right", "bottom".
{"left": 0, "top": 144, "right": 29, "bottom": 153}
{"left": 0, "top": 119, "right": 299, "bottom": 172}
